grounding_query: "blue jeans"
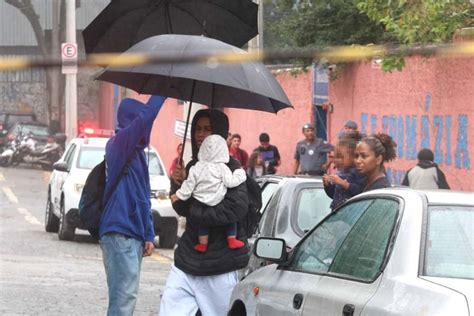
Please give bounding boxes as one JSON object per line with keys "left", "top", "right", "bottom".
{"left": 100, "top": 233, "right": 144, "bottom": 316}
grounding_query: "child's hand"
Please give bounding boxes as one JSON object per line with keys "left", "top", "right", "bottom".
{"left": 170, "top": 194, "right": 179, "bottom": 203}
{"left": 327, "top": 174, "right": 343, "bottom": 185}
{"left": 322, "top": 174, "right": 330, "bottom": 186}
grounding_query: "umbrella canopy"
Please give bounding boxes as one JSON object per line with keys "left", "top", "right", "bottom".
{"left": 96, "top": 34, "right": 292, "bottom": 113}
{"left": 83, "top": 0, "right": 258, "bottom": 54}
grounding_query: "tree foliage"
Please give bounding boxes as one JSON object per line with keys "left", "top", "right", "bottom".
{"left": 357, "top": 0, "right": 474, "bottom": 45}
{"left": 263, "top": 0, "right": 387, "bottom": 49}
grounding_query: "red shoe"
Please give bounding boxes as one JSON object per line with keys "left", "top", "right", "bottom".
{"left": 227, "top": 237, "right": 245, "bottom": 249}
{"left": 194, "top": 243, "right": 208, "bottom": 253}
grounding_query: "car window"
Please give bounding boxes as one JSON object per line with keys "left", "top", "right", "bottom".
{"left": 291, "top": 198, "right": 399, "bottom": 282}
{"left": 295, "top": 188, "right": 332, "bottom": 233}
{"left": 8, "top": 114, "right": 35, "bottom": 127}
{"left": 260, "top": 182, "right": 279, "bottom": 215}
{"left": 77, "top": 147, "right": 105, "bottom": 169}
{"left": 15, "top": 124, "right": 49, "bottom": 136}
{"left": 291, "top": 200, "right": 372, "bottom": 274}
{"left": 65, "top": 144, "right": 77, "bottom": 170}
{"left": 148, "top": 152, "right": 165, "bottom": 176}
{"left": 329, "top": 199, "right": 399, "bottom": 281}
{"left": 424, "top": 205, "right": 474, "bottom": 279}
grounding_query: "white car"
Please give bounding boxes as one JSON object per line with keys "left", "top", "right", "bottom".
{"left": 229, "top": 189, "right": 473, "bottom": 316}
{"left": 44, "top": 136, "right": 179, "bottom": 248}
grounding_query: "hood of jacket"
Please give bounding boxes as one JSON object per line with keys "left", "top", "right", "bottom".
{"left": 418, "top": 160, "right": 437, "bottom": 169}
{"left": 198, "top": 134, "right": 230, "bottom": 163}
{"left": 190, "top": 109, "right": 229, "bottom": 159}
{"left": 116, "top": 98, "right": 150, "bottom": 147}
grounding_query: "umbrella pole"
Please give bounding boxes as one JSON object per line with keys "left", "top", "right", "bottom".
{"left": 179, "top": 80, "right": 197, "bottom": 164}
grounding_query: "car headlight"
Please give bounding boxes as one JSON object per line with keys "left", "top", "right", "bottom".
{"left": 154, "top": 190, "right": 169, "bottom": 200}
{"left": 74, "top": 183, "right": 84, "bottom": 193}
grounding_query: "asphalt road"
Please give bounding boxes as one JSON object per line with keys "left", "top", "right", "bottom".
{"left": 0, "top": 165, "right": 175, "bottom": 315}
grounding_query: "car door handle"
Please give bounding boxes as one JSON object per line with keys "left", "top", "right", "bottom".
{"left": 293, "top": 293, "right": 303, "bottom": 310}
{"left": 342, "top": 304, "right": 355, "bottom": 316}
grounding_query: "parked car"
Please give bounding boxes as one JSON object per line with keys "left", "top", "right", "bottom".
{"left": 45, "top": 136, "right": 179, "bottom": 248}
{"left": 0, "top": 112, "right": 37, "bottom": 149}
{"left": 229, "top": 188, "right": 474, "bottom": 316}
{"left": 6, "top": 121, "right": 50, "bottom": 147}
{"left": 241, "top": 175, "right": 332, "bottom": 278}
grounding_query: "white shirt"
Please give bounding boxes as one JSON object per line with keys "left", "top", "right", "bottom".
{"left": 176, "top": 135, "right": 246, "bottom": 206}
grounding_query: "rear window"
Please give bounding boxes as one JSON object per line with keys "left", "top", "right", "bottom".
{"left": 8, "top": 114, "right": 35, "bottom": 127}
{"left": 16, "top": 124, "right": 49, "bottom": 137}
{"left": 77, "top": 147, "right": 105, "bottom": 169}
{"left": 295, "top": 188, "right": 332, "bottom": 233}
{"left": 148, "top": 152, "right": 165, "bottom": 176}
{"left": 424, "top": 205, "right": 474, "bottom": 279}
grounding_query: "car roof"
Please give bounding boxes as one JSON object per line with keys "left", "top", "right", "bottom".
{"left": 258, "top": 174, "right": 324, "bottom": 184}
{"left": 70, "top": 137, "right": 159, "bottom": 153}
{"left": 422, "top": 190, "right": 473, "bottom": 206}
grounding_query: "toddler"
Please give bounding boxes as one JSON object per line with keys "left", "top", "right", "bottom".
{"left": 171, "top": 134, "right": 247, "bottom": 252}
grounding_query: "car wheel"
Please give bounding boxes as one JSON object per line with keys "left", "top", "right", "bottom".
{"left": 44, "top": 189, "right": 59, "bottom": 232}
{"left": 58, "top": 199, "right": 75, "bottom": 241}
{"left": 159, "top": 231, "right": 178, "bottom": 249}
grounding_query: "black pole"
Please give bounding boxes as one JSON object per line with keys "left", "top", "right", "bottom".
{"left": 165, "top": 2, "right": 173, "bottom": 34}
{"left": 179, "top": 80, "right": 196, "bottom": 164}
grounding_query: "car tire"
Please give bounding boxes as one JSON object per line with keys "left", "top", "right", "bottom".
{"left": 44, "top": 189, "right": 59, "bottom": 232}
{"left": 152, "top": 212, "right": 178, "bottom": 249}
{"left": 58, "top": 199, "right": 75, "bottom": 241}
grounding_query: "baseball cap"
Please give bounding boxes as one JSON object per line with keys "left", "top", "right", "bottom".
{"left": 344, "top": 120, "right": 358, "bottom": 130}
{"left": 302, "top": 123, "right": 314, "bottom": 130}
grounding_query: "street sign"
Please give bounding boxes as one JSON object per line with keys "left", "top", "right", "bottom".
{"left": 174, "top": 119, "right": 192, "bottom": 140}
{"left": 61, "top": 43, "right": 77, "bottom": 74}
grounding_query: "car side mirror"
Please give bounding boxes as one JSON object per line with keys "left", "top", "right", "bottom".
{"left": 53, "top": 161, "right": 69, "bottom": 172}
{"left": 254, "top": 237, "right": 287, "bottom": 263}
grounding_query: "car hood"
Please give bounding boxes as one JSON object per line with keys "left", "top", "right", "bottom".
{"left": 421, "top": 277, "right": 473, "bottom": 310}
{"left": 150, "top": 175, "right": 170, "bottom": 191}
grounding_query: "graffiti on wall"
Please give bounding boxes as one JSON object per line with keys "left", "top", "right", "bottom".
{"left": 359, "top": 96, "right": 470, "bottom": 185}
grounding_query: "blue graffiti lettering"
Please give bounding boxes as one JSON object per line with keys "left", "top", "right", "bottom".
{"left": 370, "top": 115, "right": 377, "bottom": 135}
{"left": 360, "top": 113, "right": 368, "bottom": 136}
{"left": 397, "top": 116, "right": 404, "bottom": 159}
{"left": 421, "top": 115, "right": 430, "bottom": 149}
{"left": 445, "top": 115, "right": 452, "bottom": 165}
{"left": 406, "top": 115, "right": 417, "bottom": 160}
{"left": 455, "top": 114, "right": 470, "bottom": 169}
{"left": 433, "top": 116, "right": 444, "bottom": 164}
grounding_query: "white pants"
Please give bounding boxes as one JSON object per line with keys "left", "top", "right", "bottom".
{"left": 159, "top": 264, "right": 238, "bottom": 316}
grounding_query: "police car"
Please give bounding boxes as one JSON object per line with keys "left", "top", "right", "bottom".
{"left": 44, "top": 129, "right": 179, "bottom": 248}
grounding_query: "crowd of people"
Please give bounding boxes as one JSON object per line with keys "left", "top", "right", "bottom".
{"left": 97, "top": 95, "right": 450, "bottom": 316}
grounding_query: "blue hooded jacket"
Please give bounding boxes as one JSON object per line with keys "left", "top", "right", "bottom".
{"left": 99, "top": 95, "right": 166, "bottom": 243}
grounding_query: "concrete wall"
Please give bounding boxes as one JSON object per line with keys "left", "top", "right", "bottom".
{"left": 141, "top": 56, "right": 472, "bottom": 191}
{"left": 329, "top": 56, "right": 473, "bottom": 191}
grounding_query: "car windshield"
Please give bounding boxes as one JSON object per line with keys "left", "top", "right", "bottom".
{"left": 16, "top": 124, "right": 49, "bottom": 137}
{"left": 9, "top": 115, "right": 35, "bottom": 127}
{"left": 148, "top": 151, "right": 165, "bottom": 176}
{"left": 77, "top": 147, "right": 105, "bottom": 169}
{"left": 424, "top": 205, "right": 474, "bottom": 279}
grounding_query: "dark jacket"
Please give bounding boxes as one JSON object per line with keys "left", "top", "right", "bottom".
{"left": 100, "top": 96, "right": 166, "bottom": 243}
{"left": 324, "top": 167, "right": 366, "bottom": 210}
{"left": 170, "top": 109, "right": 250, "bottom": 276}
{"left": 402, "top": 160, "right": 450, "bottom": 189}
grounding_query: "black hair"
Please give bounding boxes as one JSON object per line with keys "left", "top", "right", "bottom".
{"left": 417, "top": 148, "right": 434, "bottom": 161}
{"left": 231, "top": 133, "right": 241, "bottom": 140}
{"left": 361, "top": 133, "right": 397, "bottom": 163}
{"left": 338, "top": 131, "right": 362, "bottom": 153}
{"left": 259, "top": 132, "right": 270, "bottom": 142}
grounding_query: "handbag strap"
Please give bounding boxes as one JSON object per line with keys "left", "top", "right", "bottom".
{"left": 103, "top": 149, "right": 136, "bottom": 207}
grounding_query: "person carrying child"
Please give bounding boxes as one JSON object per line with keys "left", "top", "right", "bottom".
{"left": 170, "top": 134, "right": 247, "bottom": 253}
{"left": 323, "top": 132, "right": 366, "bottom": 211}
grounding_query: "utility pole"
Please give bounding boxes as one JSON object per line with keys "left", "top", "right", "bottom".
{"left": 64, "top": 0, "right": 77, "bottom": 142}
{"left": 50, "top": 0, "right": 60, "bottom": 129}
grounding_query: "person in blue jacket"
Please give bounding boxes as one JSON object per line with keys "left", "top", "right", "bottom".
{"left": 99, "top": 95, "right": 166, "bottom": 315}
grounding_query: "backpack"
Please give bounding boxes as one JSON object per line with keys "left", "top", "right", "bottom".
{"left": 78, "top": 160, "right": 107, "bottom": 239}
{"left": 78, "top": 152, "right": 134, "bottom": 239}
{"left": 243, "top": 176, "right": 262, "bottom": 238}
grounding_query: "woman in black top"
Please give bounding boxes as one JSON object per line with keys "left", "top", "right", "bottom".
{"left": 355, "top": 133, "right": 397, "bottom": 192}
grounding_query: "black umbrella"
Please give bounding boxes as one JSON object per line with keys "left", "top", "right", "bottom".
{"left": 83, "top": 0, "right": 258, "bottom": 54}
{"left": 96, "top": 34, "right": 292, "bottom": 160}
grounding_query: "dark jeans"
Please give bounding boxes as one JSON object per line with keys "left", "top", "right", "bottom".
{"left": 198, "top": 222, "right": 237, "bottom": 238}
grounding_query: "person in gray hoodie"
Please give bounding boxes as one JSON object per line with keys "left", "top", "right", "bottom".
{"left": 402, "top": 148, "right": 450, "bottom": 189}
